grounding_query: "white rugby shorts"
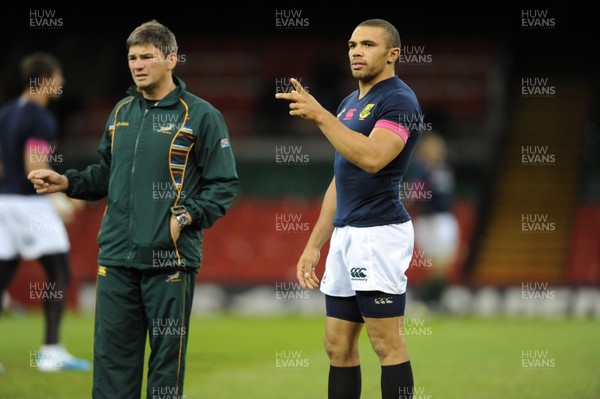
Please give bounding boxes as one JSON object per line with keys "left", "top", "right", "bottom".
{"left": 0, "top": 195, "right": 70, "bottom": 260}
{"left": 320, "top": 221, "right": 414, "bottom": 297}
{"left": 414, "top": 212, "right": 459, "bottom": 261}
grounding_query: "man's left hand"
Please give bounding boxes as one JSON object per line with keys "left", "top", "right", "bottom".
{"left": 170, "top": 212, "right": 191, "bottom": 243}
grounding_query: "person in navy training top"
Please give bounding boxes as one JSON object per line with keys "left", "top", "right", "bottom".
{"left": 277, "top": 19, "right": 422, "bottom": 399}
{"left": 0, "top": 52, "right": 89, "bottom": 372}
{"left": 410, "top": 132, "right": 459, "bottom": 309}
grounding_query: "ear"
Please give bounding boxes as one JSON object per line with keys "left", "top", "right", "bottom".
{"left": 388, "top": 47, "right": 400, "bottom": 64}
{"left": 166, "top": 53, "right": 178, "bottom": 70}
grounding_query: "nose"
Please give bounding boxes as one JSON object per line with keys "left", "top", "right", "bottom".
{"left": 350, "top": 46, "right": 362, "bottom": 58}
{"left": 132, "top": 58, "right": 144, "bottom": 69}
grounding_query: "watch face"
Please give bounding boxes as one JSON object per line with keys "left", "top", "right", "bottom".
{"left": 178, "top": 214, "right": 190, "bottom": 226}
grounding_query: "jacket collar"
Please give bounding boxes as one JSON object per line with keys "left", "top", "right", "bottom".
{"left": 127, "top": 75, "right": 186, "bottom": 107}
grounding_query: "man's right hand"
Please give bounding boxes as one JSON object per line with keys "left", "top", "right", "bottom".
{"left": 28, "top": 169, "right": 68, "bottom": 194}
{"left": 297, "top": 247, "right": 321, "bottom": 290}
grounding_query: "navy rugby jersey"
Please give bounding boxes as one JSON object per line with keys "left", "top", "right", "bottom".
{"left": 0, "top": 99, "right": 57, "bottom": 195}
{"left": 333, "top": 76, "right": 422, "bottom": 227}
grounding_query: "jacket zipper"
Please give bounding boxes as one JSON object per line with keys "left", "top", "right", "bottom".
{"left": 127, "top": 105, "right": 150, "bottom": 263}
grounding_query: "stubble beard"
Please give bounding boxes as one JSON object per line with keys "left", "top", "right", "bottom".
{"left": 351, "top": 68, "right": 378, "bottom": 84}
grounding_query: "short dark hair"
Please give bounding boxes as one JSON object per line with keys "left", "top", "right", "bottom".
{"left": 356, "top": 19, "right": 401, "bottom": 49}
{"left": 126, "top": 20, "right": 178, "bottom": 57}
{"left": 20, "top": 52, "right": 62, "bottom": 89}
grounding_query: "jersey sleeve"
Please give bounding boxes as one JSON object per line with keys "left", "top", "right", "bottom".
{"left": 30, "top": 107, "right": 58, "bottom": 142}
{"left": 374, "top": 91, "right": 422, "bottom": 144}
{"left": 25, "top": 107, "right": 58, "bottom": 152}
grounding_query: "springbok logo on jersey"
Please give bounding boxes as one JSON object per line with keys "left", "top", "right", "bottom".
{"left": 165, "top": 271, "right": 181, "bottom": 283}
{"left": 157, "top": 123, "right": 178, "bottom": 134}
{"left": 359, "top": 104, "right": 375, "bottom": 120}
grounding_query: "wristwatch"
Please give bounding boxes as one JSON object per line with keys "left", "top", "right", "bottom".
{"left": 171, "top": 205, "right": 191, "bottom": 228}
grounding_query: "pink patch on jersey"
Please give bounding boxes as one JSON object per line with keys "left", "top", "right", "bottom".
{"left": 343, "top": 108, "right": 356, "bottom": 120}
{"left": 375, "top": 120, "right": 410, "bottom": 143}
{"left": 25, "top": 138, "right": 52, "bottom": 154}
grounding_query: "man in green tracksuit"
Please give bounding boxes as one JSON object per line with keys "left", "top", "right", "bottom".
{"left": 28, "top": 20, "right": 239, "bottom": 399}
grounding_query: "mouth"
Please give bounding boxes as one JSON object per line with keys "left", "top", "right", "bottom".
{"left": 351, "top": 61, "right": 365, "bottom": 70}
{"left": 135, "top": 73, "right": 148, "bottom": 81}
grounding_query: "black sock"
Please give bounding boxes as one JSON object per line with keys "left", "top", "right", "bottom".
{"left": 39, "top": 253, "right": 70, "bottom": 345}
{"left": 382, "top": 361, "right": 413, "bottom": 399}
{"left": 0, "top": 259, "right": 20, "bottom": 313}
{"left": 328, "top": 365, "right": 361, "bottom": 399}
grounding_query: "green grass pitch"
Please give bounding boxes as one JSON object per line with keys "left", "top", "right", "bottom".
{"left": 0, "top": 312, "right": 599, "bottom": 398}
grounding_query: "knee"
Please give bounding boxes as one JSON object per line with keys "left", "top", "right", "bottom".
{"left": 323, "top": 334, "right": 359, "bottom": 365}
{"left": 370, "top": 334, "right": 406, "bottom": 362}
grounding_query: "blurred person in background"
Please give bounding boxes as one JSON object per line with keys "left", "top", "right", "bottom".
{"left": 0, "top": 52, "right": 89, "bottom": 372}
{"left": 410, "top": 131, "right": 459, "bottom": 309}
{"left": 277, "top": 19, "right": 421, "bottom": 399}
{"left": 28, "top": 20, "right": 239, "bottom": 399}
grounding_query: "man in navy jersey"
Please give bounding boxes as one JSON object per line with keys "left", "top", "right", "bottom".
{"left": 0, "top": 52, "right": 89, "bottom": 371}
{"left": 277, "top": 19, "right": 422, "bottom": 399}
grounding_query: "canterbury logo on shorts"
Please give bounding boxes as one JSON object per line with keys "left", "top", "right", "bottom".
{"left": 350, "top": 267, "right": 367, "bottom": 279}
{"left": 98, "top": 266, "right": 107, "bottom": 276}
{"left": 374, "top": 297, "right": 394, "bottom": 305}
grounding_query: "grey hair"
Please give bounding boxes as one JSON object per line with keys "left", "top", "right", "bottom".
{"left": 126, "top": 20, "right": 177, "bottom": 57}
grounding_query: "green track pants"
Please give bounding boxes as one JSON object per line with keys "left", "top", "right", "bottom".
{"left": 92, "top": 266, "right": 195, "bottom": 399}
